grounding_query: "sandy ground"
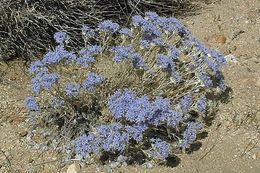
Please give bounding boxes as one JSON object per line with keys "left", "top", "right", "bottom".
{"left": 0, "top": 0, "right": 260, "bottom": 172}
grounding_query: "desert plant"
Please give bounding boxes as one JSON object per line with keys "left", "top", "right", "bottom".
{"left": 25, "top": 12, "right": 227, "bottom": 166}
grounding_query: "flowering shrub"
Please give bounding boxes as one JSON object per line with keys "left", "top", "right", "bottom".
{"left": 25, "top": 12, "right": 227, "bottom": 165}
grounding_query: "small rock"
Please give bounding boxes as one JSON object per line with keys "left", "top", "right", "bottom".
{"left": 19, "top": 131, "right": 28, "bottom": 137}
{"left": 67, "top": 163, "right": 80, "bottom": 173}
{"left": 225, "top": 54, "right": 239, "bottom": 64}
{"left": 143, "top": 162, "right": 153, "bottom": 169}
{"left": 214, "top": 34, "right": 227, "bottom": 44}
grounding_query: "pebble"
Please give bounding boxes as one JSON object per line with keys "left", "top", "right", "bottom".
{"left": 67, "top": 163, "right": 80, "bottom": 173}
{"left": 19, "top": 131, "right": 28, "bottom": 138}
{"left": 143, "top": 162, "right": 153, "bottom": 169}
{"left": 225, "top": 54, "right": 239, "bottom": 64}
{"left": 214, "top": 34, "right": 227, "bottom": 44}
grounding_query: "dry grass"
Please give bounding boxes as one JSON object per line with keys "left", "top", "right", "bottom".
{"left": 0, "top": 0, "right": 197, "bottom": 61}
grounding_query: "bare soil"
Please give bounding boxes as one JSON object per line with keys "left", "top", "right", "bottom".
{"left": 0, "top": 0, "right": 259, "bottom": 172}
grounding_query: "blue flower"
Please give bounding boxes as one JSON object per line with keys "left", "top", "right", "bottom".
{"left": 29, "top": 60, "right": 45, "bottom": 75}
{"left": 132, "top": 15, "right": 145, "bottom": 27}
{"left": 192, "top": 38, "right": 210, "bottom": 55}
{"left": 155, "top": 17, "right": 177, "bottom": 32}
{"left": 157, "top": 54, "right": 181, "bottom": 82}
{"left": 125, "top": 95, "right": 152, "bottom": 123}
{"left": 79, "top": 45, "right": 102, "bottom": 58}
{"left": 150, "top": 138, "right": 171, "bottom": 159}
{"left": 82, "top": 72, "right": 104, "bottom": 90}
{"left": 125, "top": 124, "right": 148, "bottom": 142}
{"left": 42, "top": 46, "right": 70, "bottom": 64}
{"left": 64, "top": 83, "right": 80, "bottom": 97}
{"left": 41, "top": 72, "right": 60, "bottom": 90}
{"left": 199, "top": 71, "right": 213, "bottom": 88}
{"left": 77, "top": 56, "right": 95, "bottom": 68}
{"left": 54, "top": 31, "right": 68, "bottom": 44}
{"left": 141, "top": 20, "right": 162, "bottom": 37}
{"left": 75, "top": 133, "right": 102, "bottom": 157}
{"left": 197, "top": 96, "right": 207, "bottom": 114}
{"left": 145, "top": 11, "right": 159, "bottom": 21}
{"left": 119, "top": 28, "right": 133, "bottom": 37}
{"left": 111, "top": 45, "right": 134, "bottom": 63}
{"left": 149, "top": 97, "right": 172, "bottom": 125}
{"left": 140, "top": 39, "right": 151, "bottom": 49}
{"left": 210, "top": 49, "right": 226, "bottom": 67}
{"left": 98, "top": 20, "right": 120, "bottom": 33}
{"left": 205, "top": 57, "right": 221, "bottom": 73}
{"left": 180, "top": 94, "right": 193, "bottom": 113}
{"left": 157, "top": 54, "right": 173, "bottom": 69}
{"left": 166, "top": 110, "right": 183, "bottom": 127}
{"left": 167, "top": 17, "right": 190, "bottom": 36}
{"left": 31, "top": 77, "right": 42, "bottom": 94}
{"left": 96, "top": 123, "right": 130, "bottom": 152}
{"left": 180, "top": 122, "right": 203, "bottom": 149}
{"left": 152, "top": 38, "right": 165, "bottom": 46}
{"left": 31, "top": 70, "right": 59, "bottom": 94}
{"left": 25, "top": 96, "right": 40, "bottom": 111}
{"left": 87, "top": 45, "right": 103, "bottom": 55}
{"left": 131, "top": 53, "right": 147, "bottom": 69}
{"left": 133, "top": 14, "right": 162, "bottom": 37}
{"left": 216, "top": 72, "right": 227, "bottom": 91}
{"left": 82, "top": 25, "right": 95, "bottom": 38}
{"left": 167, "top": 45, "right": 181, "bottom": 60}
{"left": 102, "top": 130, "right": 129, "bottom": 152}
{"left": 108, "top": 89, "right": 136, "bottom": 119}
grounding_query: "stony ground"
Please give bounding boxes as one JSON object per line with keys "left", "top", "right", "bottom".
{"left": 0, "top": 0, "right": 260, "bottom": 172}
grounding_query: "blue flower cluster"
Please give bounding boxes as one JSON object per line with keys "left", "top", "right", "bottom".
{"left": 32, "top": 70, "right": 59, "bottom": 94}
{"left": 119, "top": 28, "right": 133, "bottom": 37}
{"left": 111, "top": 45, "right": 134, "bottom": 63}
{"left": 42, "top": 45, "right": 77, "bottom": 65}
{"left": 26, "top": 11, "right": 228, "bottom": 164}
{"left": 75, "top": 123, "right": 146, "bottom": 156}
{"left": 98, "top": 20, "right": 120, "bottom": 33}
{"left": 108, "top": 89, "right": 183, "bottom": 127}
{"left": 54, "top": 31, "right": 68, "bottom": 44}
{"left": 25, "top": 96, "right": 40, "bottom": 111}
{"left": 150, "top": 138, "right": 171, "bottom": 159}
{"left": 197, "top": 96, "right": 207, "bottom": 114}
{"left": 75, "top": 89, "right": 184, "bottom": 159}
{"left": 180, "top": 122, "right": 203, "bottom": 149}
{"left": 180, "top": 94, "right": 193, "bottom": 114}
{"left": 83, "top": 72, "right": 104, "bottom": 90}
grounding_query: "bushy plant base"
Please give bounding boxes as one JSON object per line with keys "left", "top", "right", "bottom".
{"left": 25, "top": 12, "right": 229, "bottom": 166}
{"left": 0, "top": 0, "right": 193, "bottom": 61}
